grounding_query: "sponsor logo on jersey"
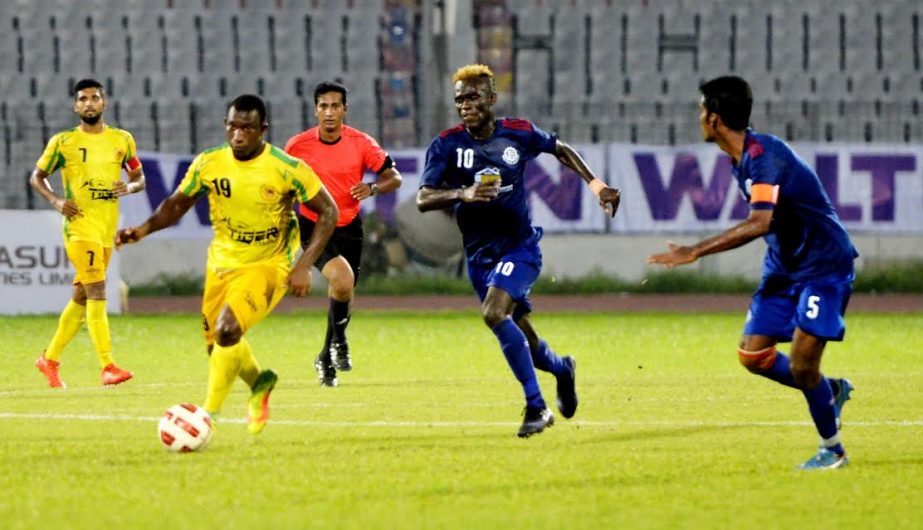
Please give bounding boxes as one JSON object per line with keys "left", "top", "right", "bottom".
{"left": 89, "top": 185, "right": 117, "bottom": 201}
{"left": 475, "top": 167, "right": 513, "bottom": 194}
{"left": 475, "top": 166, "right": 501, "bottom": 184}
{"left": 228, "top": 226, "right": 281, "bottom": 245}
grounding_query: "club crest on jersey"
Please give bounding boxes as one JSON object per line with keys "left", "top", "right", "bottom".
{"left": 502, "top": 146, "right": 520, "bottom": 166}
{"left": 260, "top": 184, "right": 280, "bottom": 202}
{"left": 113, "top": 148, "right": 124, "bottom": 162}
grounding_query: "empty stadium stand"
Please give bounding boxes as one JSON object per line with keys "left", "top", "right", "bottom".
{"left": 2, "top": 0, "right": 922, "bottom": 208}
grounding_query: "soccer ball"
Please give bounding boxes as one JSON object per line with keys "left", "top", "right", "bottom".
{"left": 158, "top": 403, "right": 213, "bottom": 453}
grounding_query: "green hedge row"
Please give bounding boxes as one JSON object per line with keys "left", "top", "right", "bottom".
{"left": 128, "top": 261, "right": 923, "bottom": 296}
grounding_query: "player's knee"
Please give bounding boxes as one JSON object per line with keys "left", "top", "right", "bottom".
{"left": 481, "top": 306, "right": 507, "bottom": 328}
{"left": 328, "top": 276, "right": 354, "bottom": 300}
{"left": 72, "top": 286, "right": 88, "bottom": 305}
{"left": 737, "top": 346, "right": 777, "bottom": 373}
{"left": 324, "top": 261, "right": 354, "bottom": 299}
{"left": 215, "top": 323, "right": 242, "bottom": 347}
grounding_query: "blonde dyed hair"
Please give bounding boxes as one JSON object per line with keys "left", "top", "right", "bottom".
{"left": 452, "top": 64, "right": 495, "bottom": 92}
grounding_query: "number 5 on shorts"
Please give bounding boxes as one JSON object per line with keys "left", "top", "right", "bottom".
{"left": 805, "top": 295, "right": 821, "bottom": 319}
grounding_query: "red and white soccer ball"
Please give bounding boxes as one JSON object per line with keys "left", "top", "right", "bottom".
{"left": 158, "top": 403, "right": 213, "bottom": 453}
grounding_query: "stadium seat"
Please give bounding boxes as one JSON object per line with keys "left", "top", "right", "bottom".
{"left": 156, "top": 100, "right": 194, "bottom": 154}
{"left": 125, "top": 12, "right": 168, "bottom": 75}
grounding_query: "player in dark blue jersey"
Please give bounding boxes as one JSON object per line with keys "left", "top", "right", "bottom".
{"left": 648, "top": 76, "right": 856, "bottom": 470}
{"left": 417, "top": 64, "right": 621, "bottom": 438}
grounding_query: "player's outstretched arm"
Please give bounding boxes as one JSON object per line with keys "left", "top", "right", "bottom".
{"left": 416, "top": 181, "right": 500, "bottom": 212}
{"left": 553, "top": 140, "right": 620, "bottom": 217}
{"left": 647, "top": 209, "right": 772, "bottom": 267}
{"left": 289, "top": 186, "right": 338, "bottom": 297}
{"left": 116, "top": 190, "right": 198, "bottom": 248}
{"left": 29, "top": 167, "right": 81, "bottom": 219}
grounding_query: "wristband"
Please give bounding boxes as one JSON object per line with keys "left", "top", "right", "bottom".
{"left": 588, "top": 178, "right": 607, "bottom": 197}
{"left": 369, "top": 183, "right": 379, "bottom": 196}
{"left": 127, "top": 182, "right": 140, "bottom": 194}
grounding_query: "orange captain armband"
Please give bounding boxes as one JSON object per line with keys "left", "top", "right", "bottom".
{"left": 737, "top": 346, "right": 777, "bottom": 371}
{"left": 124, "top": 156, "right": 142, "bottom": 172}
{"left": 749, "top": 183, "right": 779, "bottom": 205}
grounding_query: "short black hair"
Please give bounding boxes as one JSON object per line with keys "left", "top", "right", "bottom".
{"left": 313, "top": 81, "right": 348, "bottom": 105}
{"left": 699, "top": 76, "right": 752, "bottom": 131}
{"left": 228, "top": 94, "right": 268, "bottom": 123}
{"left": 73, "top": 78, "right": 104, "bottom": 99}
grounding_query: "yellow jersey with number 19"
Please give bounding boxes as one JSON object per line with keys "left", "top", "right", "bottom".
{"left": 178, "top": 143, "right": 323, "bottom": 271}
{"left": 35, "top": 125, "right": 138, "bottom": 247}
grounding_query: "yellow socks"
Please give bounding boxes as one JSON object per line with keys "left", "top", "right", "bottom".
{"left": 85, "top": 299, "right": 113, "bottom": 368}
{"left": 45, "top": 300, "right": 86, "bottom": 362}
{"left": 204, "top": 342, "right": 241, "bottom": 414}
{"left": 236, "top": 339, "right": 261, "bottom": 388}
{"left": 204, "top": 339, "right": 263, "bottom": 415}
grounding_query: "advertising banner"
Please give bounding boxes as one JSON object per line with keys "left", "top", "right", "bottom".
{"left": 0, "top": 210, "right": 121, "bottom": 314}
{"left": 610, "top": 142, "right": 922, "bottom": 234}
{"left": 120, "top": 143, "right": 923, "bottom": 237}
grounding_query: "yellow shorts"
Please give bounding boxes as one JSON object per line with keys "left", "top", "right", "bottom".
{"left": 201, "top": 262, "right": 290, "bottom": 346}
{"left": 65, "top": 241, "right": 112, "bottom": 285}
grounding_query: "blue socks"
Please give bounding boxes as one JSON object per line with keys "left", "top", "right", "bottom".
{"left": 762, "top": 351, "right": 798, "bottom": 388}
{"left": 492, "top": 319, "right": 545, "bottom": 409}
{"left": 530, "top": 339, "right": 566, "bottom": 376}
{"left": 803, "top": 377, "right": 844, "bottom": 455}
{"left": 757, "top": 350, "right": 844, "bottom": 456}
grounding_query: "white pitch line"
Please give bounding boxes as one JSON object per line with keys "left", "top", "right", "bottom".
{"left": 0, "top": 382, "right": 202, "bottom": 397}
{"left": 0, "top": 412, "right": 921, "bottom": 428}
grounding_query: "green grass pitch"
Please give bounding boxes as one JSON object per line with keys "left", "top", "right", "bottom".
{"left": 1, "top": 309, "right": 921, "bottom": 529}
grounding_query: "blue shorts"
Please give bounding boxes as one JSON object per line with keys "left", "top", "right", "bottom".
{"left": 467, "top": 241, "right": 542, "bottom": 321}
{"left": 743, "top": 271, "right": 855, "bottom": 342}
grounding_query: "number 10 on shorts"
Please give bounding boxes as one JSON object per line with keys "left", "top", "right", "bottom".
{"left": 495, "top": 261, "right": 515, "bottom": 276}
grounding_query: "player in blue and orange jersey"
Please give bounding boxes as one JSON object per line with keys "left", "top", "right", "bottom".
{"left": 417, "top": 64, "right": 621, "bottom": 438}
{"left": 31, "top": 78, "right": 146, "bottom": 388}
{"left": 285, "top": 81, "right": 403, "bottom": 387}
{"left": 648, "top": 76, "right": 856, "bottom": 470}
{"left": 117, "top": 95, "right": 338, "bottom": 436}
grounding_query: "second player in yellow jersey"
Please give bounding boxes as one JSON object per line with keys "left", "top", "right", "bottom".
{"left": 31, "top": 78, "right": 146, "bottom": 389}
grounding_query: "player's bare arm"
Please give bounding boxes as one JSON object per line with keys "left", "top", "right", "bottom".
{"left": 349, "top": 166, "right": 403, "bottom": 201}
{"left": 647, "top": 209, "right": 773, "bottom": 267}
{"left": 112, "top": 166, "right": 147, "bottom": 197}
{"left": 416, "top": 181, "right": 500, "bottom": 212}
{"left": 289, "top": 186, "right": 338, "bottom": 297}
{"left": 116, "top": 189, "right": 198, "bottom": 246}
{"left": 554, "top": 140, "right": 621, "bottom": 217}
{"left": 29, "top": 167, "right": 81, "bottom": 219}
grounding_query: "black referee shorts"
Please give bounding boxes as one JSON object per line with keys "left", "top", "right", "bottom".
{"left": 297, "top": 213, "right": 363, "bottom": 285}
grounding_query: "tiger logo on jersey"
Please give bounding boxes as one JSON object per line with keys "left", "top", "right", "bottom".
{"left": 87, "top": 179, "right": 117, "bottom": 201}
{"left": 225, "top": 219, "right": 281, "bottom": 246}
{"left": 113, "top": 148, "right": 125, "bottom": 163}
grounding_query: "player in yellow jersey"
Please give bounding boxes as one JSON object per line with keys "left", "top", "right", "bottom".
{"left": 117, "top": 94, "right": 338, "bottom": 435}
{"left": 31, "top": 78, "right": 146, "bottom": 388}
